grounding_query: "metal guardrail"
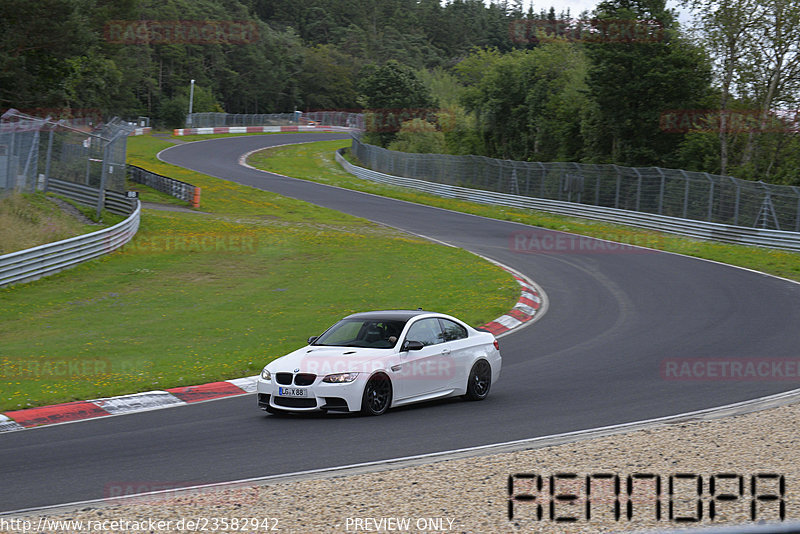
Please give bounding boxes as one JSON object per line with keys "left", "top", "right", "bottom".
{"left": 128, "top": 164, "right": 200, "bottom": 207}
{"left": 47, "top": 178, "right": 136, "bottom": 216}
{"left": 0, "top": 200, "right": 141, "bottom": 287}
{"left": 336, "top": 149, "right": 800, "bottom": 252}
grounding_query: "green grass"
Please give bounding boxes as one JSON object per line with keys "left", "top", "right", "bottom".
{"left": 0, "top": 191, "right": 122, "bottom": 255}
{"left": 0, "top": 135, "right": 518, "bottom": 413}
{"left": 248, "top": 141, "right": 800, "bottom": 283}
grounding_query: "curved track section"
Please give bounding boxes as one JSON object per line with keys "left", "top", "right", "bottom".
{"left": 2, "top": 133, "right": 799, "bottom": 513}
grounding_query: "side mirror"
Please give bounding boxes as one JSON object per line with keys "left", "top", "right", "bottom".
{"left": 402, "top": 340, "right": 424, "bottom": 351}
{"left": 307, "top": 336, "right": 319, "bottom": 345}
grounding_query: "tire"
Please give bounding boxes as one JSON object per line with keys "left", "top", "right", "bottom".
{"left": 464, "top": 359, "right": 492, "bottom": 401}
{"left": 361, "top": 373, "right": 392, "bottom": 416}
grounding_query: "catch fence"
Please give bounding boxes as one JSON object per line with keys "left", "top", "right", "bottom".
{"left": 351, "top": 137, "right": 800, "bottom": 232}
{"left": 0, "top": 109, "right": 134, "bottom": 216}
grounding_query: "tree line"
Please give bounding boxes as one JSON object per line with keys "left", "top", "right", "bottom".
{"left": 1, "top": 0, "right": 797, "bottom": 185}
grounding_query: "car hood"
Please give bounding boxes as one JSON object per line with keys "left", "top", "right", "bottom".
{"left": 267, "top": 345, "right": 395, "bottom": 376}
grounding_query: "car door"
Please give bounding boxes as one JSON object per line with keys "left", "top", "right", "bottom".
{"left": 438, "top": 318, "right": 472, "bottom": 390}
{"left": 393, "top": 317, "right": 452, "bottom": 400}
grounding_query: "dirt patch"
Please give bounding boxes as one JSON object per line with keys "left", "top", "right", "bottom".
{"left": 47, "top": 196, "right": 100, "bottom": 225}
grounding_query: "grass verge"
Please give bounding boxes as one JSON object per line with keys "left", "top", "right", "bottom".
{"left": 0, "top": 192, "right": 122, "bottom": 255}
{"left": 0, "top": 135, "right": 518, "bottom": 412}
{"left": 248, "top": 141, "right": 800, "bottom": 282}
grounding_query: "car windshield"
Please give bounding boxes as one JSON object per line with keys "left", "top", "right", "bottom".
{"left": 313, "top": 318, "right": 407, "bottom": 349}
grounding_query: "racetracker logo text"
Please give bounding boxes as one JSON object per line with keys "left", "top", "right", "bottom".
{"left": 661, "top": 358, "right": 800, "bottom": 381}
{"left": 510, "top": 231, "right": 654, "bottom": 254}
{"left": 509, "top": 18, "right": 664, "bottom": 44}
{"left": 104, "top": 20, "right": 259, "bottom": 45}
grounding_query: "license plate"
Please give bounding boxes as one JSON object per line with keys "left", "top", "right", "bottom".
{"left": 278, "top": 387, "right": 308, "bottom": 397}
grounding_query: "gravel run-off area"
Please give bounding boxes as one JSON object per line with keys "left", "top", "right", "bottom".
{"left": 3, "top": 394, "right": 799, "bottom": 534}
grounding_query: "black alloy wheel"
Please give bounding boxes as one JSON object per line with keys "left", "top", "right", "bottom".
{"left": 464, "top": 359, "right": 492, "bottom": 401}
{"left": 361, "top": 373, "right": 392, "bottom": 415}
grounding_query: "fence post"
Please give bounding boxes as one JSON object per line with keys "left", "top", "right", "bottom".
{"left": 614, "top": 165, "right": 621, "bottom": 209}
{"left": 538, "top": 162, "right": 545, "bottom": 197}
{"left": 7, "top": 126, "right": 16, "bottom": 191}
{"left": 572, "top": 163, "right": 582, "bottom": 203}
{"left": 656, "top": 168, "right": 665, "bottom": 215}
{"left": 730, "top": 176, "right": 741, "bottom": 226}
{"left": 84, "top": 136, "right": 92, "bottom": 186}
{"left": 595, "top": 165, "right": 601, "bottom": 205}
{"left": 679, "top": 169, "right": 689, "bottom": 219}
{"left": 704, "top": 173, "right": 714, "bottom": 222}
{"left": 96, "top": 136, "right": 111, "bottom": 220}
{"left": 633, "top": 168, "right": 642, "bottom": 212}
{"left": 43, "top": 127, "right": 54, "bottom": 193}
{"left": 21, "top": 128, "right": 40, "bottom": 193}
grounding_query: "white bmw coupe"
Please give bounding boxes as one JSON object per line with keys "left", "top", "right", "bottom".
{"left": 257, "top": 310, "right": 501, "bottom": 415}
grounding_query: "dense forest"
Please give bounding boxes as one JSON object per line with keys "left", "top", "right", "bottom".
{"left": 1, "top": 0, "right": 798, "bottom": 184}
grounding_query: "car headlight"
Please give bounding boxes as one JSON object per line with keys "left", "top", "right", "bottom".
{"left": 322, "top": 372, "right": 359, "bottom": 383}
{"left": 261, "top": 367, "right": 271, "bottom": 381}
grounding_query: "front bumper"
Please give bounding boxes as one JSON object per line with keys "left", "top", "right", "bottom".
{"left": 256, "top": 376, "right": 363, "bottom": 413}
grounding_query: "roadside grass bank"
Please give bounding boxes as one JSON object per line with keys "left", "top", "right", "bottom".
{"left": 249, "top": 141, "right": 800, "bottom": 282}
{"left": 0, "top": 135, "right": 518, "bottom": 412}
{"left": 0, "top": 191, "right": 123, "bottom": 255}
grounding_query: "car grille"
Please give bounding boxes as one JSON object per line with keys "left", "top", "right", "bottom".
{"left": 274, "top": 397, "right": 317, "bottom": 408}
{"left": 294, "top": 373, "right": 316, "bottom": 386}
{"left": 275, "top": 373, "right": 293, "bottom": 385}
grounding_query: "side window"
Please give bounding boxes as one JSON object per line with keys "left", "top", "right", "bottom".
{"left": 439, "top": 319, "right": 467, "bottom": 342}
{"left": 405, "top": 318, "right": 444, "bottom": 346}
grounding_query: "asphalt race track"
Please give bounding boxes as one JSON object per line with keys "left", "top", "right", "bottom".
{"left": 2, "top": 133, "right": 799, "bottom": 513}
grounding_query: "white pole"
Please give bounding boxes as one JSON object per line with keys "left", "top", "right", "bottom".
{"left": 187, "top": 79, "right": 195, "bottom": 126}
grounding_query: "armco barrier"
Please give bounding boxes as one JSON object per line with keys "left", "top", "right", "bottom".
{"left": 0, "top": 200, "right": 140, "bottom": 287}
{"left": 47, "top": 179, "right": 137, "bottom": 216}
{"left": 128, "top": 164, "right": 200, "bottom": 207}
{"left": 336, "top": 149, "right": 800, "bottom": 252}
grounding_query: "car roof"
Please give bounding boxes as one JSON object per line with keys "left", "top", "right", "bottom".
{"left": 343, "top": 310, "right": 430, "bottom": 322}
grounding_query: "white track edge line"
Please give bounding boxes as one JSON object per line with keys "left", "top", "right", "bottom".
{"left": 5, "top": 386, "right": 800, "bottom": 518}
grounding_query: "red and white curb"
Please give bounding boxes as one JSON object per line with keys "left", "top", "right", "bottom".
{"left": 173, "top": 125, "right": 353, "bottom": 136}
{"left": 479, "top": 266, "right": 544, "bottom": 336}
{"left": 0, "top": 378, "right": 259, "bottom": 432}
{"left": 0, "top": 267, "right": 544, "bottom": 432}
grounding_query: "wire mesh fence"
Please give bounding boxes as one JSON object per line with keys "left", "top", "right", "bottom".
{"left": 351, "top": 136, "right": 800, "bottom": 232}
{"left": 187, "top": 111, "right": 363, "bottom": 129}
{"left": 0, "top": 109, "right": 134, "bottom": 200}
